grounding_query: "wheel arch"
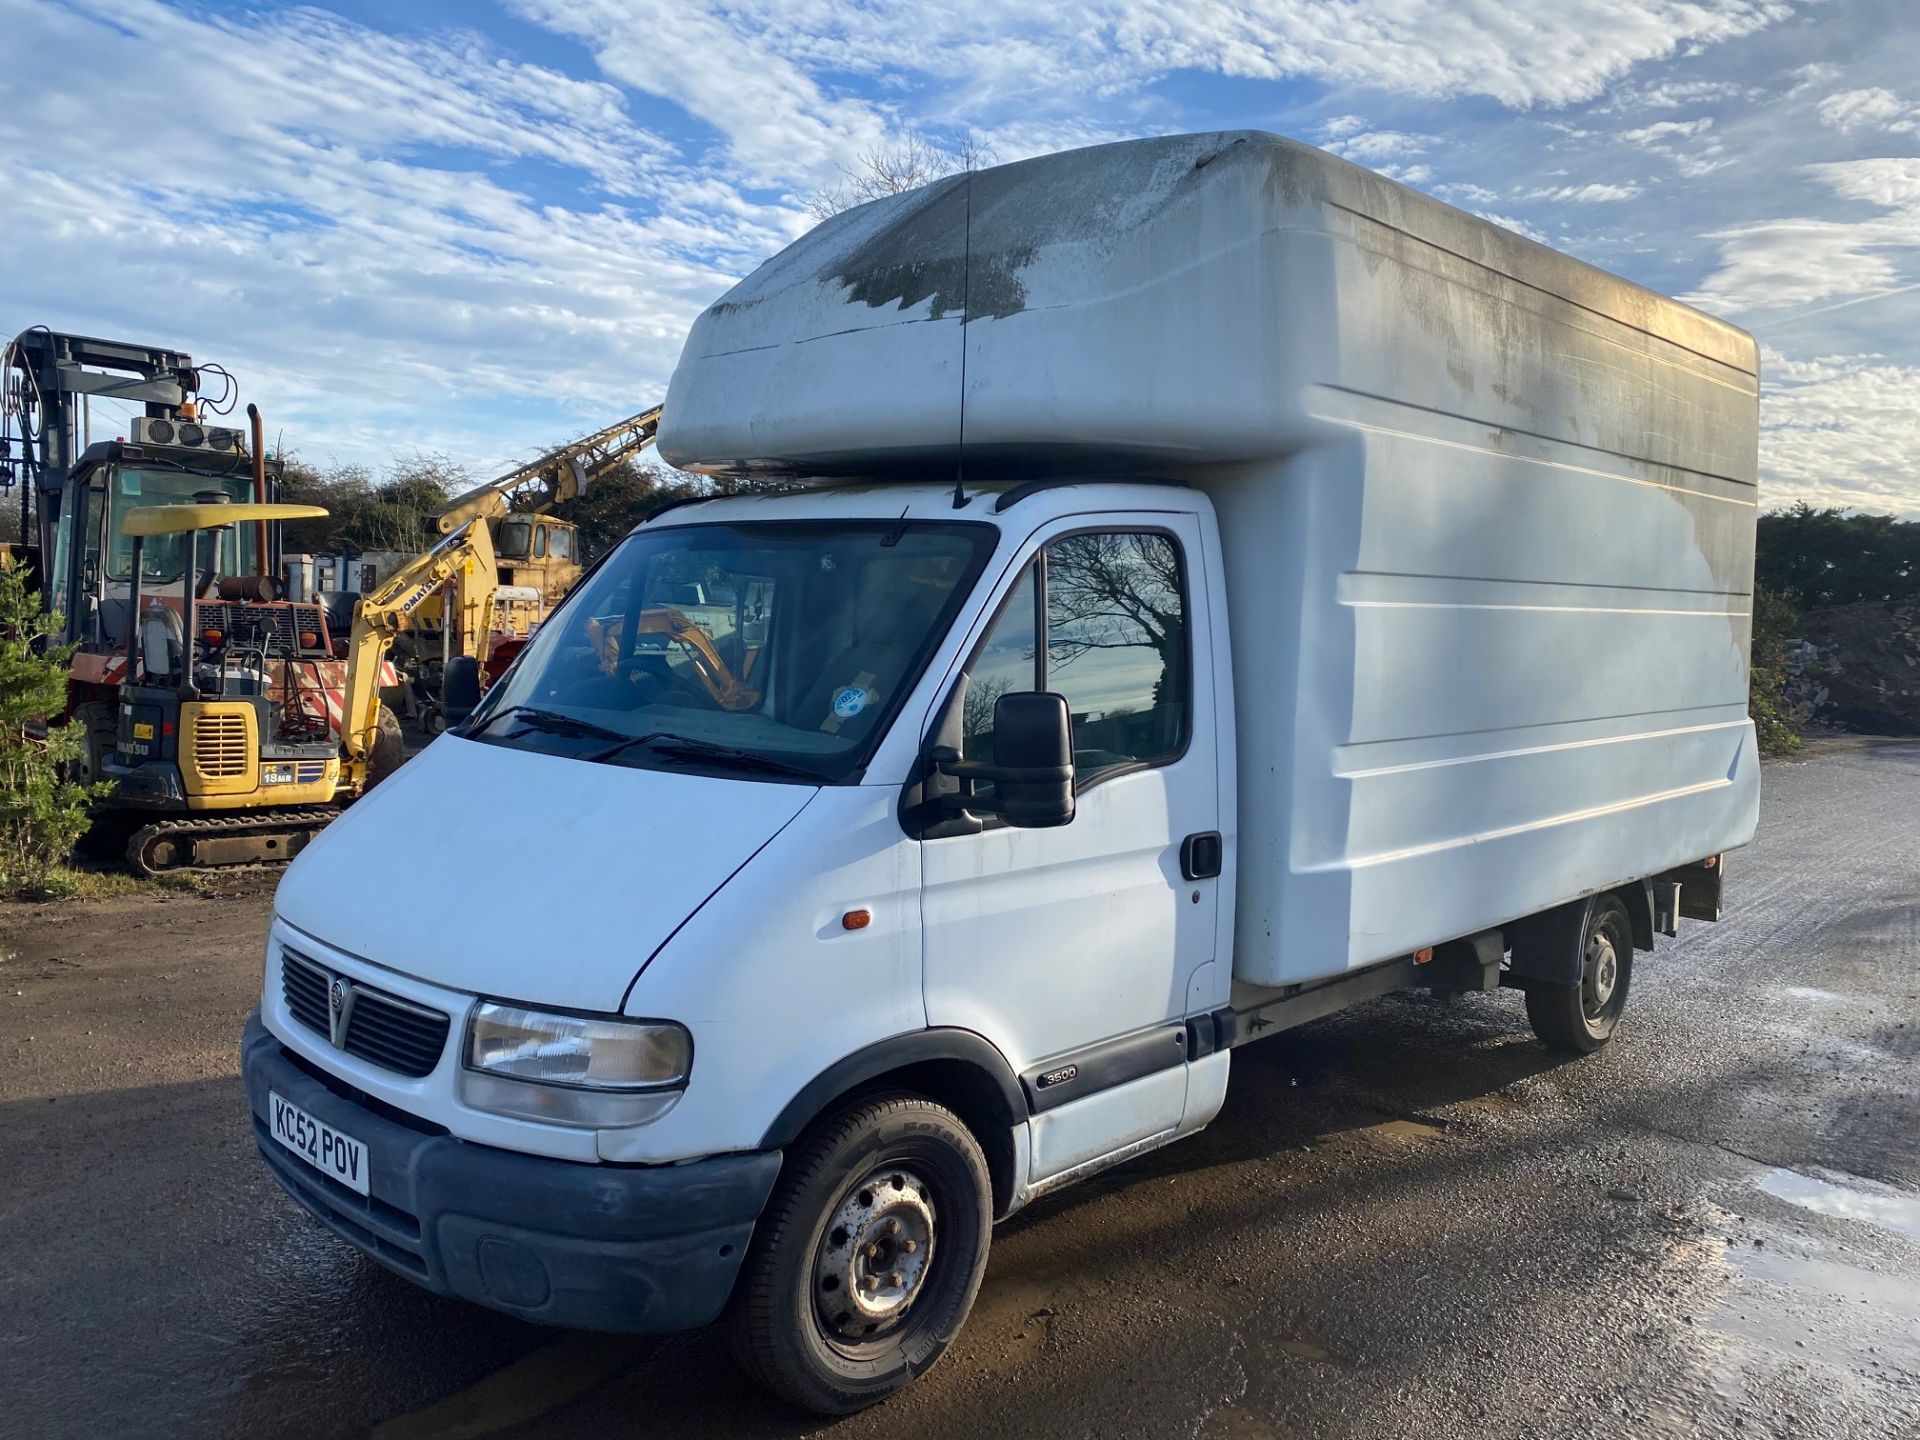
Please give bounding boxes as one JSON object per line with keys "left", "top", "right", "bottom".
{"left": 760, "top": 1029, "right": 1028, "bottom": 1218}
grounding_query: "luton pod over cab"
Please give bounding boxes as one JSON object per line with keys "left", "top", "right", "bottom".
{"left": 243, "top": 131, "right": 1758, "bottom": 1413}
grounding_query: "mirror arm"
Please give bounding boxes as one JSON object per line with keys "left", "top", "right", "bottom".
{"left": 935, "top": 755, "right": 1074, "bottom": 786}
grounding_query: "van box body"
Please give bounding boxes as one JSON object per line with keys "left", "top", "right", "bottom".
{"left": 661, "top": 130, "right": 1761, "bottom": 986}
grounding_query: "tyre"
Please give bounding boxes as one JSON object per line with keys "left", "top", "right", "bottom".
{"left": 728, "top": 1092, "right": 993, "bottom": 1414}
{"left": 1525, "top": 893, "right": 1634, "bottom": 1054}
{"left": 363, "top": 703, "right": 408, "bottom": 790}
{"left": 67, "top": 701, "right": 117, "bottom": 790}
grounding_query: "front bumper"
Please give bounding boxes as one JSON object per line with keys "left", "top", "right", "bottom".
{"left": 242, "top": 1013, "right": 780, "bottom": 1332}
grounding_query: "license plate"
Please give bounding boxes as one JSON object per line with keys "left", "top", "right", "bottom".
{"left": 268, "top": 1090, "right": 369, "bottom": 1196}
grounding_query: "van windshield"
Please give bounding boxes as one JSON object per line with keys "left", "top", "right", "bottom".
{"left": 465, "top": 520, "right": 994, "bottom": 783}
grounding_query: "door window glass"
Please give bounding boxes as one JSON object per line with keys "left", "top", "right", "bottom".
{"left": 962, "top": 532, "right": 1188, "bottom": 789}
{"left": 1045, "top": 533, "right": 1189, "bottom": 780}
{"left": 533, "top": 525, "right": 549, "bottom": 559}
{"left": 960, "top": 564, "right": 1038, "bottom": 768}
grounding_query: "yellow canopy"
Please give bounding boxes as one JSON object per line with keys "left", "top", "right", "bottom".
{"left": 119, "top": 502, "right": 328, "bottom": 538}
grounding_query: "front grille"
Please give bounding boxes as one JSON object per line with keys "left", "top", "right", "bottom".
{"left": 203, "top": 599, "right": 328, "bottom": 658}
{"left": 193, "top": 712, "right": 250, "bottom": 777}
{"left": 282, "top": 947, "right": 452, "bottom": 1079}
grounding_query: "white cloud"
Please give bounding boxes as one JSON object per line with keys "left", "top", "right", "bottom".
{"left": 1472, "top": 211, "right": 1550, "bottom": 244}
{"left": 1760, "top": 348, "right": 1920, "bottom": 515}
{"left": 1434, "top": 182, "right": 1501, "bottom": 204}
{"left": 1618, "top": 115, "right": 1731, "bottom": 175}
{"left": 1593, "top": 77, "right": 1757, "bottom": 113}
{"left": 5, "top": 0, "right": 1910, "bottom": 519}
{"left": 1100, "top": 0, "right": 1794, "bottom": 108}
{"left": 1811, "top": 157, "right": 1920, "bottom": 211}
{"left": 1320, "top": 128, "right": 1432, "bottom": 163}
{"left": 506, "top": 0, "right": 894, "bottom": 186}
{"left": 1815, "top": 87, "right": 1918, "bottom": 135}
{"left": 507, "top": 0, "right": 1799, "bottom": 182}
{"left": 1688, "top": 159, "right": 1920, "bottom": 312}
{"left": 1529, "top": 182, "right": 1644, "bottom": 202}
{"left": 0, "top": 0, "right": 800, "bottom": 475}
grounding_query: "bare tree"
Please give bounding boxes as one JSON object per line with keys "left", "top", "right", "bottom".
{"left": 962, "top": 672, "right": 1012, "bottom": 744}
{"left": 1043, "top": 532, "right": 1184, "bottom": 681}
{"left": 807, "top": 134, "right": 997, "bottom": 221}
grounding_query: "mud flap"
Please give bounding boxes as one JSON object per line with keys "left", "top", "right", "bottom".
{"left": 1662, "top": 854, "right": 1726, "bottom": 922}
{"left": 1501, "top": 897, "right": 1593, "bottom": 989}
{"left": 1425, "top": 930, "right": 1505, "bottom": 991}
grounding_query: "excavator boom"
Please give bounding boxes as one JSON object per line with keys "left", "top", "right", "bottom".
{"left": 341, "top": 519, "right": 497, "bottom": 772}
{"left": 432, "top": 405, "right": 662, "bottom": 534}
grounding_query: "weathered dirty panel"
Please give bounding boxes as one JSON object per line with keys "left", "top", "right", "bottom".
{"left": 661, "top": 131, "right": 1761, "bottom": 987}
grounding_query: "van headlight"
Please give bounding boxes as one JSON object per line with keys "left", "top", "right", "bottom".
{"left": 460, "top": 1003, "right": 691, "bottom": 1128}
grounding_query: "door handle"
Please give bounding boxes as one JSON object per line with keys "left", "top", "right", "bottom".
{"left": 1180, "top": 831, "right": 1222, "bottom": 881}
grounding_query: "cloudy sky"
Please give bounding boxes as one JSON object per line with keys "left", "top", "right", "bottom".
{"left": 2, "top": 0, "right": 1916, "bottom": 513}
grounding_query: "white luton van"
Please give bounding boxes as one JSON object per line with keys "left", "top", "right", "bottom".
{"left": 244, "top": 132, "right": 1760, "bottom": 1412}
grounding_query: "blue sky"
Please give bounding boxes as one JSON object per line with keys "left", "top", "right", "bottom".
{"left": 3, "top": 0, "right": 1917, "bottom": 513}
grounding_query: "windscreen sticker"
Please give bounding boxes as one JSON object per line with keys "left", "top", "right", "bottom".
{"left": 832, "top": 685, "right": 870, "bottom": 719}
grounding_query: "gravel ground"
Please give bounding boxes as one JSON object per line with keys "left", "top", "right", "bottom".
{"left": 2, "top": 737, "right": 1916, "bottom": 1440}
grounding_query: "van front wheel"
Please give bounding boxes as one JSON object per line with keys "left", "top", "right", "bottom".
{"left": 728, "top": 1092, "right": 992, "bottom": 1414}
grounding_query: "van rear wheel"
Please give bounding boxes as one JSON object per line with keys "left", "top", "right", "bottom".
{"left": 1525, "top": 893, "right": 1634, "bottom": 1054}
{"left": 728, "top": 1092, "right": 992, "bottom": 1414}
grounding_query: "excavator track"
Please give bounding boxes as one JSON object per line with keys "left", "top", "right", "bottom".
{"left": 127, "top": 808, "right": 343, "bottom": 877}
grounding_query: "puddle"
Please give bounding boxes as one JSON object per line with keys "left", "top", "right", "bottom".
{"left": 1756, "top": 1167, "right": 1920, "bottom": 1243}
{"left": 1718, "top": 1240, "right": 1920, "bottom": 1371}
{"left": 1733, "top": 1243, "right": 1919, "bottom": 1313}
{"left": 1685, "top": 1176, "right": 1920, "bottom": 1417}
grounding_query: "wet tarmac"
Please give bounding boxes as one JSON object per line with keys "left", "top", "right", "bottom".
{"left": 3, "top": 737, "right": 1917, "bottom": 1439}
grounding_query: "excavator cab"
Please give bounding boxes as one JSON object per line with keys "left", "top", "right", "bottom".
{"left": 105, "top": 501, "right": 353, "bottom": 872}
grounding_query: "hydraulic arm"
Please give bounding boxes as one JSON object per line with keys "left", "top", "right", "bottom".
{"left": 341, "top": 519, "right": 497, "bottom": 779}
{"left": 414, "top": 404, "right": 663, "bottom": 666}
{"left": 432, "top": 405, "right": 662, "bottom": 534}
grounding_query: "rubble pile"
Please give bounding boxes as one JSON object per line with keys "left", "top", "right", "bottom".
{"left": 1782, "top": 602, "right": 1920, "bottom": 736}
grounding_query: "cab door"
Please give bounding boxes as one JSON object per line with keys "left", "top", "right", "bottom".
{"left": 919, "top": 514, "right": 1221, "bottom": 1185}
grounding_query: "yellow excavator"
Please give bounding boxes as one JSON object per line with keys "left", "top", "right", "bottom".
{"left": 419, "top": 405, "right": 663, "bottom": 665}
{"left": 104, "top": 501, "right": 409, "bottom": 873}
{"left": 338, "top": 518, "right": 499, "bottom": 772}
{"left": 97, "top": 408, "right": 681, "bottom": 873}
{"left": 105, "top": 502, "right": 500, "bottom": 873}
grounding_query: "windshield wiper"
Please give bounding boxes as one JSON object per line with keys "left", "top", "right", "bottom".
{"left": 471, "top": 706, "right": 628, "bottom": 743}
{"left": 587, "top": 731, "right": 826, "bottom": 781}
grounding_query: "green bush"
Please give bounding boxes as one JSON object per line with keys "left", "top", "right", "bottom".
{"left": 1749, "top": 585, "right": 1802, "bottom": 757}
{"left": 0, "top": 556, "right": 108, "bottom": 895}
{"left": 1757, "top": 504, "right": 1919, "bottom": 608}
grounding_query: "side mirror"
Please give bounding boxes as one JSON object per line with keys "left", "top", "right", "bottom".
{"left": 938, "top": 691, "right": 1075, "bottom": 829}
{"left": 442, "top": 655, "right": 483, "bottom": 729}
